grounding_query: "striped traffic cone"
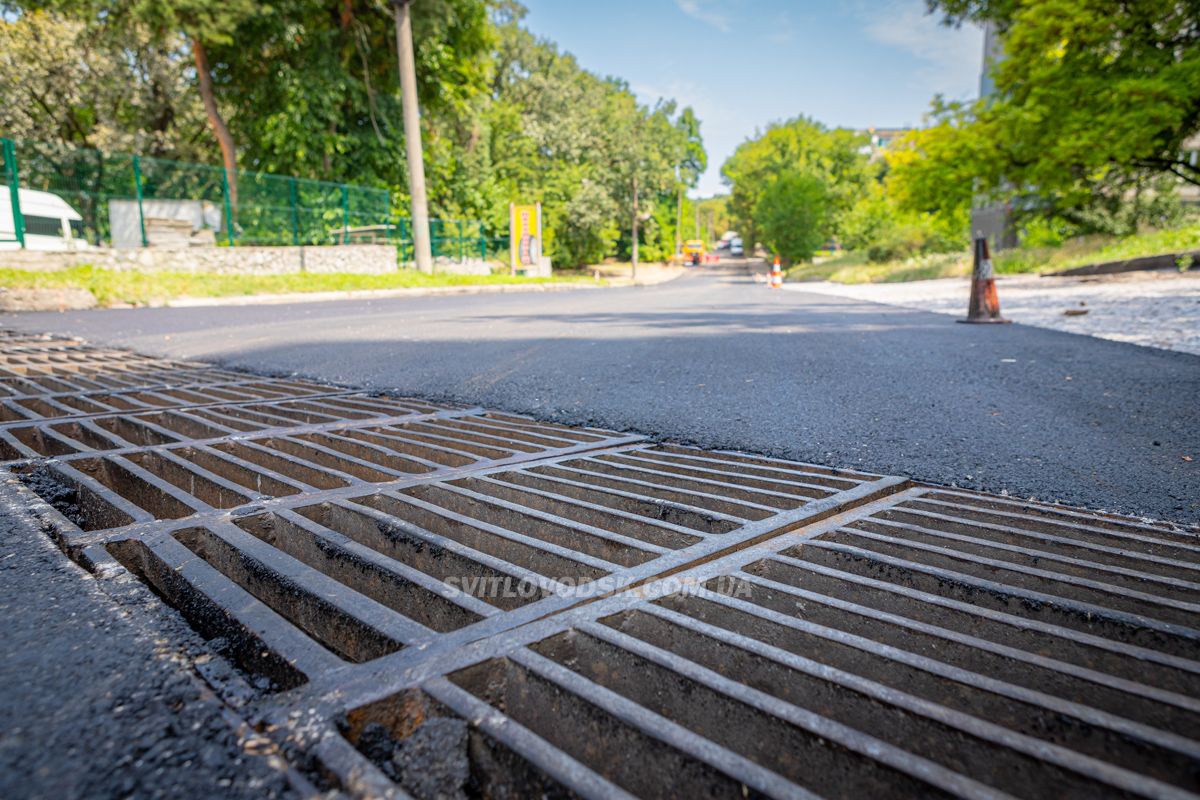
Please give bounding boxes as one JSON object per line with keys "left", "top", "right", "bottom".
{"left": 769, "top": 257, "right": 783, "bottom": 289}
{"left": 959, "top": 237, "right": 1010, "bottom": 324}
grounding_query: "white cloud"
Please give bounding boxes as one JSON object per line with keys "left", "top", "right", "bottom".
{"left": 675, "top": 0, "right": 730, "bottom": 33}
{"left": 860, "top": 0, "right": 983, "bottom": 101}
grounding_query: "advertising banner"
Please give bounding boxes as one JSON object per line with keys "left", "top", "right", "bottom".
{"left": 509, "top": 202, "right": 541, "bottom": 273}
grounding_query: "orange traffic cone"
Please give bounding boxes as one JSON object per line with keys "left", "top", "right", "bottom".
{"left": 959, "top": 237, "right": 1010, "bottom": 324}
{"left": 769, "top": 257, "right": 783, "bottom": 289}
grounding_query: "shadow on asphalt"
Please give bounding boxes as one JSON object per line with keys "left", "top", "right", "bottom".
{"left": 189, "top": 316, "right": 1199, "bottom": 525}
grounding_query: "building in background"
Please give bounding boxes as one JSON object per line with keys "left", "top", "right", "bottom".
{"left": 858, "top": 127, "right": 911, "bottom": 161}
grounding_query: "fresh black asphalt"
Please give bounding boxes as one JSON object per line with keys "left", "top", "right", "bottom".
{"left": 3, "top": 265, "right": 1197, "bottom": 523}
{"left": 0, "top": 479, "right": 298, "bottom": 799}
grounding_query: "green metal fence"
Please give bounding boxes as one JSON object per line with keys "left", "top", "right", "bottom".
{"left": 0, "top": 138, "right": 393, "bottom": 249}
{"left": 1, "top": 137, "right": 510, "bottom": 266}
{"left": 1, "top": 139, "right": 24, "bottom": 247}
{"left": 390, "top": 218, "right": 508, "bottom": 263}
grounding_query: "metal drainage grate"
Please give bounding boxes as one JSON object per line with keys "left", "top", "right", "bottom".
{"left": 5, "top": 328, "right": 1197, "bottom": 799}
{"left": 321, "top": 485, "right": 1200, "bottom": 800}
{"left": 22, "top": 436, "right": 896, "bottom": 695}
{"left": 0, "top": 394, "right": 464, "bottom": 460}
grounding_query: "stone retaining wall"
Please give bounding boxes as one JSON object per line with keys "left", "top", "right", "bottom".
{"left": 0, "top": 244, "right": 398, "bottom": 275}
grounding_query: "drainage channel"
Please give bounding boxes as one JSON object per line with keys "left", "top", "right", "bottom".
{"left": 1, "top": 329, "right": 1197, "bottom": 799}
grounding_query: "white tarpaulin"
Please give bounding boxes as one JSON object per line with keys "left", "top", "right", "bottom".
{"left": 108, "top": 198, "right": 222, "bottom": 248}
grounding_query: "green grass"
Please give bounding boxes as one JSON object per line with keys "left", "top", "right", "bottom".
{"left": 786, "top": 221, "right": 1200, "bottom": 285}
{"left": 785, "top": 251, "right": 970, "bottom": 284}
{"left": 993, "top": 222, "right": 1200, "bottom": 274}
{"left": 0, "top": 265, "right": 594, "bottom": 307}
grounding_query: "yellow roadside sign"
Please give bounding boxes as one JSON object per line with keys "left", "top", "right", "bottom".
{"left": 509, "top": 202, "right": 541, "bottom": 273}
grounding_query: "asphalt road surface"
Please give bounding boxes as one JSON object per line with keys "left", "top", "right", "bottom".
{"left": 3, "top": 264, "right": 1197, "bottom": 523}
{"left": 0, "top": 480, "right": 296, "bottom": 799}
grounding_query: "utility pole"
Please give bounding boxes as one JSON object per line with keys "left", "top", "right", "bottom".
{"left": 393, "top": 0, "right": 433, "bottom": 273}
{"left": 675, "top": 169, "right": 682, "bottom": 257}
{"left": 631, "top": 173, "right": 639, "bottom": 281}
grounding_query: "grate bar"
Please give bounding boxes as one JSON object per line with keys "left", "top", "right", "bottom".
{"left": 727, "top": 569, "right": 1200, "bottom": 723}
{"left": 651, "top": 589, "right": 1200, "bottom": 783}
{"left": 850, "top": 515, "right": 1200, "bottom": 596}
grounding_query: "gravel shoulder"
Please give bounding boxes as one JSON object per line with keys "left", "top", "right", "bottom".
{"left": 787, "top": 269, "right": 1200, "bottom": 356}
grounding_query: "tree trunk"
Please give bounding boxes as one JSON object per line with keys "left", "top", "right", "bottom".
{"left": 192, "top": 39, "right": 238, "bottom": 214}
{"left": 631, "top": 173, "right": 639, "bottom": 281}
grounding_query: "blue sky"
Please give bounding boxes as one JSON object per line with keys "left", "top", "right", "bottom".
{"left": 520, "top": 0, "right": 983, "bottom": 196}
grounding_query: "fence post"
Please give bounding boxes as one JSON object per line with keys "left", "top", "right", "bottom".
{"left": 458, "top": 219, "right": 465, "bottom": 262}
{"left": 289, "top": 178, "right": 300, "bottom": 246}
{"left": 383, "top": 190, "right": 391, "bottom": 245}
{"left": 219, "top": 167, "right": 235, "bottom": 246}
{"left": 132, "top": 155, "right": 148, "bottom": 247}
{"left": 3, "top": 139, "right": 25, "bottom": 249}
{"left": 340, "top": 184, "right": 350, "bottom": 244}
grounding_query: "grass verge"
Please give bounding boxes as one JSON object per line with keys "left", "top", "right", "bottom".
{"left": 0, "top": 265, "right": 596, "bottom": 307}
{"left": 786, "top": 222, "right": 1200, "bottom": 285}
{"left": 785, "top": 251, "right": 969, "bottom": 284}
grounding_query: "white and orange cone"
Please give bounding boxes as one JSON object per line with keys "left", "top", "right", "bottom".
{"left": 769, "top": 257, "right": 783, "bottom": 289}
{"left": 959, "top": 237, "right": 1010, "bottom": 324}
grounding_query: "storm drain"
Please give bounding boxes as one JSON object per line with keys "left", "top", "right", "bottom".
{"left": 329, "top": 486, "right": 1200, "bottom": 800}
{"left": 1, "top": 329, "right": 1197, "bottom": 799}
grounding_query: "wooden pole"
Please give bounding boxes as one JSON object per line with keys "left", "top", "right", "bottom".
{"left": 393, "top": 0, "right": 433, "bottom": 273}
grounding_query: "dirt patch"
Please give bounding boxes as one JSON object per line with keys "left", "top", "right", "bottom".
{"left": 0, "top": 288, "right": 97, "bottom": 312}
{"left": 358, "top": 718, "right": 470, "bottom": 799}
{"left": 17, "top": 465, "right": 86, "bottom": 527}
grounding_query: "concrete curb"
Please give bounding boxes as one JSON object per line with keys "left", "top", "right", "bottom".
{"left": 1043, "top": 249, "right": 1200, "bottom": 277}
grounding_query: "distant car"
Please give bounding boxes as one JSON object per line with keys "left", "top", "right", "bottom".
{"left": 682, "top": 239, "right": 705, "bottom": 265}
{"left": 729, "top": 237, "right": 744, "bottom": 257}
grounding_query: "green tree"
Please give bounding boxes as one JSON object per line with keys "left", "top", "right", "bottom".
{"left": 695, "top": 194, "right": 730, "bottom": 243}
{"left": 754, "top": 170, "right": 831, "bottom": 263}
{"left": 883, "top": 102, "right": 981, "bottom": 226}
{"left": 0, "top": 9, "right": 209, "bottom": 158}
{"left": 924, "top": 0, "right": 1200, "bottom": 229}
{"left": 721, "top": 116, "right": 870, "bottom": 250}
{"left": 26, "top": 0, "right": 263, "bottom": 207}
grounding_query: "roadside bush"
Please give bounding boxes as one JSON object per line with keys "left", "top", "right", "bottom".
{"left": 861, "top": 214, "right": 965, "bottom": 263}
{"left": 754, "top": 170, "right": 831, "bottom": 262}
{"left": 551, "top": 180, "right": 620, "bottom": 267}
{"left": 841, "top": 186, "right": 967, "bottom": 263}
{"left": 1017, "top": 216, "right": 1070, "bottom": 248}
{"left": 838, "top": 188, "right": 893, "bottom": 251}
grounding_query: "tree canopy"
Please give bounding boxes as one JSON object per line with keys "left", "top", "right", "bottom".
{"left": 912, "top": 0, "right": 1200, "bottom": 231}
{"left": 721, "top": 116, "right": 873, "bottom": 257}
{"left": 720, "top": 1, "right": 1198, "bottom": 262}
{"left": 0, "top": 0, "right": 705, "bottom": 267}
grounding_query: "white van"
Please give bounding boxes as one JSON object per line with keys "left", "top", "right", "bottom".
{"left": 0, "top": 188, "right": 90, "bottom": 250}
